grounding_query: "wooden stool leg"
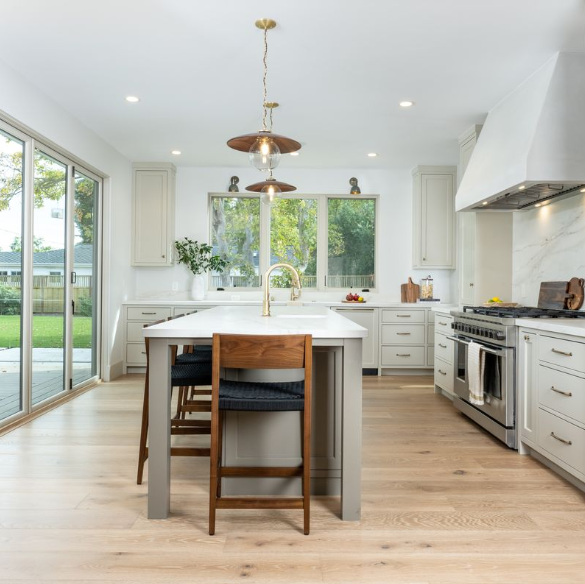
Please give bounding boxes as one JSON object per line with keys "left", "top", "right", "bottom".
{"left": 137, "top": 384, "right": 149, "bottom": 485}
{"left": 174, "top": 386, "right": 184, "bottom": 419}
{"left": 217, "top": 411, "right": 223, "bottom": 499}
{"left": 209, "top": 408, "right": 220, "bottom": 536}
{"left": 303, "top": 409, "right": 311, "bottom": 535}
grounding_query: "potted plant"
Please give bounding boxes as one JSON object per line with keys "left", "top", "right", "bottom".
{"left": 174, "top": 238, "right": 227, "bottom": 300}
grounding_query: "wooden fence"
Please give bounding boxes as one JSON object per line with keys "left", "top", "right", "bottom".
{"left": 0, "top": 275, "right": 92, "bottom": 314}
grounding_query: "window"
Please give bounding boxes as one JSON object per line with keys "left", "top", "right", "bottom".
{"left": 49, "top": 271, "right": 62, "bottom": 276}
{"left": 209, "top": 194, "right": 377, "bottom": 290}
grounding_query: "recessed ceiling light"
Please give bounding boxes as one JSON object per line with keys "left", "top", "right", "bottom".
{"left": 518, "top": 185, "right": 526, "bottom": 190}
{"left": 482, "top": 201, "right": 488, "bottom": 206}
{"left": 399, "top": 101, "right": 414, "bottom": 108}
{"left": 367, "top": 152, "right": 378, "bottom": 157}
{"left": 290, "top": 151, "right": 299, "bottom": 156}
{"left": 125, "top": 95, "right": 140, "bottom": 103}
{"left": 171, "top": 150, "right": 181, "bottom": 155}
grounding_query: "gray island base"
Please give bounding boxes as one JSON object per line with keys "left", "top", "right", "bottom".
{"left": 143, "top": 305, "right": 366, "bottom": 521}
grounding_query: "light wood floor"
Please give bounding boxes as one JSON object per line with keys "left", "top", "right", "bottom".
{"left": 1, "top": 374, "right": 585, "bottom": 583}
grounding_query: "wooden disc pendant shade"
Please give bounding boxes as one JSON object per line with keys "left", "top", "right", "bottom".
{"left": 227, "top": 131, "right": 301, "bottom": 154}
{"left": 245, "top": 178, "right": 297, "bottom": 193}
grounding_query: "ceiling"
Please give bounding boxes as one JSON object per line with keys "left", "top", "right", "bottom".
{"left": 0, "top": 0, "right": 584, "bottom": 169}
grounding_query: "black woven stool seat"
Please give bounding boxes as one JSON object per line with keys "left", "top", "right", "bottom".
{"left": 171, "top": 362, "right": 212, "bottom": 387}
{"left": 219, "top": 379, "right": 304, "bottom": 411}
{"left": 176, "top": 346, "right": 212, "bottom": 365}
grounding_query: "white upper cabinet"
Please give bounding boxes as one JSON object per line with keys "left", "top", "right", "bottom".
{"left": 412, "top": 166, "right": 457, "bottom": 269}
{"left": 132, "top": 162, "right": 176, "bottom": 267}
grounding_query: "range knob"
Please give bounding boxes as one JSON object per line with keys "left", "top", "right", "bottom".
{"left": 495, "top": 331, "right": 506, "bottom": 341}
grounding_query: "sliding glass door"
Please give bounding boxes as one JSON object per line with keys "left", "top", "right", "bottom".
{"left": 0, "top": 128, "right": 25, "bottom": 422}
{"left": 0, "top": 119, "right": 101, "bottom": 428}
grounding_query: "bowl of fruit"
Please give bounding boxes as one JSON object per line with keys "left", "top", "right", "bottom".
{"left": 343, "top": 292, "right": 366, "bottom": 303}
{"left": 482, "top": 297, "right": 518, "bottom": 308}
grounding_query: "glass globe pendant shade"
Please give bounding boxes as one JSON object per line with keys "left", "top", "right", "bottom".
{"left": 260, "top": 182, "right": 281, "bottom": 206}
{"left": 249, "top": 136, "right": 281, "bottom": 172}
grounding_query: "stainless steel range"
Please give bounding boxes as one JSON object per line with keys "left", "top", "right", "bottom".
{"left": 449, "top": 306, "right": 585, "bottom": 449}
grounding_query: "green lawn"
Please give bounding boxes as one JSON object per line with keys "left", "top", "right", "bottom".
{"left": 0, "top": 315, "right": 92, "bottom": 348}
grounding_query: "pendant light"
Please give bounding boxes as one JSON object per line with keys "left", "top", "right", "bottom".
{"left": 227, "top": 18, "right": 300, "bottom": 201}
{"left": 246, "top": 171, "right": 297, "bottom": 205}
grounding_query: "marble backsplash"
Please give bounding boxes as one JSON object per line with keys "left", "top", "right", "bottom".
{"left": 513, "top": 192, "right": 585, "bottom": 308}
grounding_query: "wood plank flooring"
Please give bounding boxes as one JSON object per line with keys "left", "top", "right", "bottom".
{"left": 1, "top": 374, "right": 584, "bottom": 583}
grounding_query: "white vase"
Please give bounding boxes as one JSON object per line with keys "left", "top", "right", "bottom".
{"left": 190, "top": 274, "right": 206, "bottom": 301}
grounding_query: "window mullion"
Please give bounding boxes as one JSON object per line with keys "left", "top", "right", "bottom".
{"left": 317, "top": 196, "right": 328, "bottom": 290}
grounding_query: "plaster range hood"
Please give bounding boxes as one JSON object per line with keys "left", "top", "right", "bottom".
{"left": 456, "top": 52, "right": 585, "bottom": 212}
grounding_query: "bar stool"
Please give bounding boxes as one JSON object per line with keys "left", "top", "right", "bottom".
{"left": 136, "top": 318, "right": 212, "bottom": 485}
{"left": 209, "top": 333, "right": 312, "bottom": 535}
{"left": 175, "top": 345, "right": 213, "bottom": 419}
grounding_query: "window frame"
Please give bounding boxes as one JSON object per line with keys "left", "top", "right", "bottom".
{"left": 208, "top": 192, "right": 379, "bottom": 292}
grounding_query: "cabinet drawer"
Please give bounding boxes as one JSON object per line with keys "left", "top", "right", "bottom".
{"left": 126, "top": 343, "right": 147, "bottom": 365}
{"left": 381, "top": 309, "right": 425, "bottom": 323}
{"left": 381, "top": 324, "right": 425, "bottom": 345}
{"left": 126, "top": 322, "right": 148, "bottom": 342}
{"left": 381, "top": 346, "right": 426, "bottom": 367}
{"left": 435, "top": 357, "right": 454, "bottom": 393}
{"left": 434, "top": 333, "right": 454, "bottom": 364}
{"left": 127, "top": 306, "right": 172, "bottom": 322}
{"left": 435, "top": 314, "right": 453, "bottom": 335}
{"left": 538, "top": 365, "right": 585, "bottom": 425}
{"left": 537, "top": 408, "right": 585, "bottom": 475}
{"left": 539, "top": 335, "right": 585, "bottom": 374}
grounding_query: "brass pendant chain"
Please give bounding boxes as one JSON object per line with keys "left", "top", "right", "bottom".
{"left": 261, "top": 25, "right": 269, "bottom": 132}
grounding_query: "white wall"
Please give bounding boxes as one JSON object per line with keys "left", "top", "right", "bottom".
{"left": 134, "top": 166, "right": 454, "bottom": 303}
{"left": 513, "top": 192, "right": 585, "bottom": 308}
{"left": 0, "top": 59, "right": 133, "bottom": 380}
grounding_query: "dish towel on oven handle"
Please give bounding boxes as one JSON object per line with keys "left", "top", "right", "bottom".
{"left": 467, "top": 340, "right": 485, "bottom": 405}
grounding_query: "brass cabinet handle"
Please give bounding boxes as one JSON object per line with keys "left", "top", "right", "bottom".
{"left": 439, "top": 321, "right": 447, "bottom": 326}
{"left": 524, "top": 335, "right": 531, "bottom": 342}
{"left": 141, "top": 351, "right": 146, "bottom": 354}
{"left": 396, "top": 315, "right": 411, "bottom": 318}
{"left": 550, "top": 386, "right": 573, "bottom": 397}
{"left": 552, "top": 348, "right": 573, "bottom": 357}
{"left": 550, "top": 432, "right": 572, "bottom": 445}
{"left": 396, "top": 353, "right": 411, "bottom": 357}
{"left": 396, "top": 332, "right": 411, "bottom": 336}
{"left": 469, "top": 283, "right": 474, "bottom": 287}
{"left": 438, "top": 370, "right": 447, "bottom": 376}
{"left": 439, "top": 343, "right": 447, "bottom": 349}
{"left": 142, "top": 312, "right": 157, "bottom": 315}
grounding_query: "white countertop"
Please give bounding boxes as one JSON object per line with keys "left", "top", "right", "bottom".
{"left": 125, "top": 298, "right": 454, "bottom": 309}
{"left": 143, "top": 305, "right": 368, "bottom": 339}
{"left": 515, "top": 318, "right": 585, "bottom": 338}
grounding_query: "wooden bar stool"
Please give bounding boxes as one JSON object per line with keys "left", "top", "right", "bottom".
{"left": 136, "top": 318, "right": 212, "bottom": 485}
{"left": 175, "top": 345, "right": 213, "bottom": 419}
{"left": 209, "top": 333, "right": 312, "bottom": 535}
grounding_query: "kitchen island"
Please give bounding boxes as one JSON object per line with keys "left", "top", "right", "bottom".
{"left": 143, "top": 305, "right": 367, "bottom": 521}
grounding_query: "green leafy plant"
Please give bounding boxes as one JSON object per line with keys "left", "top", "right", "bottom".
{"left": 0, "top": 284, "right": 21, "bottom": 315}
{"left": 174, "top": 238, "right": 228, "bottom": 275}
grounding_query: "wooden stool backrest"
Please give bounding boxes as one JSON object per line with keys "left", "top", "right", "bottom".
{"left": 212, "top": 334, "right": 311, "bottom": 370}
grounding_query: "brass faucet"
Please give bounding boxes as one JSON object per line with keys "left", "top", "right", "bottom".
{"left": 262, "top": 263, "right": 302, "bottom": 316}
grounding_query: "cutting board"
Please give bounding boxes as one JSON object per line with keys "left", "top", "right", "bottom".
{"left": 401, "top": 277, "right": 420, "bottom": 303}
{"left": 538, "top": 280, "right": 584, "bottom": 310}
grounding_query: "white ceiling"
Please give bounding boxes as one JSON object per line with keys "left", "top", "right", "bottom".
{"left": 1, "top": 0, "right": 584, "bottom": 169}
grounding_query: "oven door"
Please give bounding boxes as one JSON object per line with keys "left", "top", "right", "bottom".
{"left": 450, "top": 335, "right": 515, "bottom": 428}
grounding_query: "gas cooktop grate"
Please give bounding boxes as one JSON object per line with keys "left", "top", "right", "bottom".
{"left": 463, "top": 306, "right": 585, "bottom": 319}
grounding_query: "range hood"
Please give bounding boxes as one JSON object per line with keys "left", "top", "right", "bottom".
{"left": 456, "top": 52, "right": 585, "bottom": 211}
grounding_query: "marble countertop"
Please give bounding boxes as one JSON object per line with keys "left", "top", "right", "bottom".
{"left": 143, "top": 305, "right": 368, "bottom": 339}
{"left": 515, "top": 318, "right": 585, "bottom": 338}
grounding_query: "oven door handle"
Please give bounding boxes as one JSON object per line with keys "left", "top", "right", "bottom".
{"left": 447, "top": 335, "right": 506, "bottom": 357}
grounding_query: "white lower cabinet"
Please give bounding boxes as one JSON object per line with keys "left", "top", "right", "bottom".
{"left": 333, "top": 308, "right": 379, "bottom": 370}
{"left": 433, "top": 312, "right": 454, "bottom": 397}
{"left": 519, "top": 327, "right": 585, "bottom": 486}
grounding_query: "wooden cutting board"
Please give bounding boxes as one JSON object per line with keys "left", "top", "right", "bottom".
{"left": 538, "top": 281, "right": 574, "bottom": 309}
{"left": 401, "top": 277, "right": 420, "bottom": 303}
{"left": 567, "top": 277, "right": 584, "bottom": 310}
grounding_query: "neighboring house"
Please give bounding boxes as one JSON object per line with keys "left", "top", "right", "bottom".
{"left": 0, "top": 244, "right": 93, "bottom": 277}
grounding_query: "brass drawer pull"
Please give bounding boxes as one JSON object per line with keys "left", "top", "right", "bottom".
{"left": 439, "top": 343, "right": 447, "bottom": 349}
{"left": 396, "top": 332, "right": 411, "bottom": 336}
{"left": 141, "top": 351, "right": 146, "bottom": 354}
{"left": 550, "top": 386, "right": 573, "bottom": 397}
{"left": 396, "top": 353, "right": 411, "bottom": 357}
{"left": 396, "top": 315, "right": 411, "bottom": 318}
{"left": 550, "top": 432, "right": 572, "bottom": 446}
{"left": 142, "top": 312, "right": 157, "bottom": 315}
{"left": 438, "top": 370, "right": 447, "bottom": 376}
{"left": 524, "top": 335, "right": 531, "bottom": 341}
{"left": 552, "top": 348, "right": 573, "bottom": 357}
{"left": 439, "top": 321, "right": 447, "bottom": 326}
